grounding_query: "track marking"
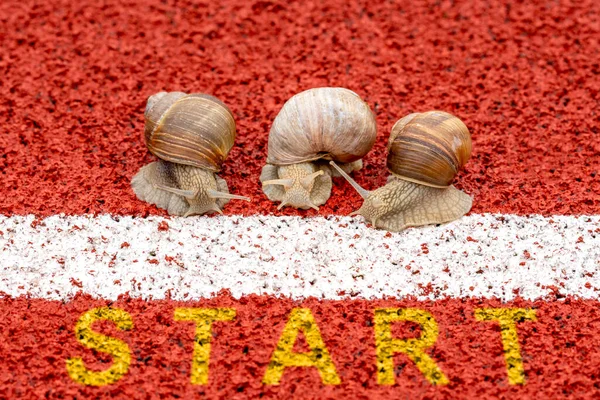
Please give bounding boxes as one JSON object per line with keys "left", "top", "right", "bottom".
{"left": 66, "top": 307, "right": 134, "bottom": 386}
{"left": 1, "top": 214, "right": 598, "bottom": 301}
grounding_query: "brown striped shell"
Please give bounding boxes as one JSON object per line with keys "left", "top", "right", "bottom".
{"left": 266, "top": 87, "right": 377, "bottom": 165}
{"left": 144, "top": 92, "right": 236, "bottom": 172}
{"left": 386, "top": 111, "right": 471, "bottom": 188}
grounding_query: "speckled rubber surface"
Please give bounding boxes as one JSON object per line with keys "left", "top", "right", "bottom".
{"left": 1, "top": 0, "right": 598, "bottom": 217}
{"left": 1, "top": 0, "right": 600, "bottom": 398}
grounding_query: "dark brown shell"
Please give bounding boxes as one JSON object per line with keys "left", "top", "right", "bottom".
{"left": 266, "top": 87, "right": 377, "bottom": 165}
{"left": 386, "top": 111, "right": 471, "bottom": 188}
{"left": 144, "top": 92, "right": 236, "bottom": 172}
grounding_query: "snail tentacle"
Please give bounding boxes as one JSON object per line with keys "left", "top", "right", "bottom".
{"left": 207, "top": 190, "right": 250, "bottom": 202}
{"left": 329, "top": 161, "right": 370, "bottom": 199}
{"left": 152, "top": 184, "right": 198, "bottom": 199}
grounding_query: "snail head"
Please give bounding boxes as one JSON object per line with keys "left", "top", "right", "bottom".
{"left": 329, "top": 161, "right": 389, "bottom": 228}
{"left": 261, "top": 163, "right": 327, "bottom": 211}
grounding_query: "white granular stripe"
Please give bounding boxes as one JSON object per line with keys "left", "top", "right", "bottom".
{"left": 0, "top": 214, "right": 598, "bottom": 301}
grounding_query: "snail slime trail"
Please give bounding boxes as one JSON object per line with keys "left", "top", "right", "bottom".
{"left": 131, "top": 92, "right": 250, "bottom": 216}
{"left": 331, "top": 111, "right": 473, "bottom": 232}
{"left": 260, "top": 87, "right": 377, "bottom": 210}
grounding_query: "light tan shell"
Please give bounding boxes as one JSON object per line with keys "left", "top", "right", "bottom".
{"left": 387, "top": 111, "right": 471, "bottom": 188}
{"left": 144, "top": 92, "right": 236, "bottom": 172}
{"left": 266, "top": 87, "right": 377, "bottom": 166}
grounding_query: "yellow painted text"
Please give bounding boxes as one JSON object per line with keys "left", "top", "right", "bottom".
{"left": 374, "top": 308, "right": 448, "bottom": 385}
{"left": 66, "top": 307, "right": 133, "bottom": 386}
{"left": 174, "top": 308, "right": 236, "bottom": 385}
{"left": 263, "top": 308, "right": 340, "bottom": 385}
{"left": 475, "top": 308, "right": 537, "bottom": 385}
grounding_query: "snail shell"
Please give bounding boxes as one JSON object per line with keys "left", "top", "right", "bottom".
{"left": 330, "top": 110, "right": 473, "bottom": 232}
{"left": 132, "top": 91, "right": 249, "bottom": 216}
{"left": 144, "top": 92, "right": 236, "bottom": 171}
{"left": 260, "top": 87, "right": 377, "bottom": 211}
{"left": 266, "top": 87, "right": 377, "bottom": 165}
{"left": 386, "top": 111, "right": 471, "bottom": 188}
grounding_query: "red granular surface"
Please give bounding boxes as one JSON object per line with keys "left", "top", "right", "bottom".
{"left": 1, "top": 294, "right": 599, "bottom": 399}
{"left": 0, "top": 0, "right": 598, "bottom": 217}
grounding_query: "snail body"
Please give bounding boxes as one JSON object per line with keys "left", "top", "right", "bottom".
{"left": 131, "top": 92, "right": 249, "bottom": 216}
{"left": 260, "top": 87, "right": 377, "bottom": 210}
{"left": 331, "top": 110, "right": 472, "bottom": 231}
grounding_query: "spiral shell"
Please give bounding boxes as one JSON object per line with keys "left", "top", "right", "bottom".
{"left": 386, "top": 111, "right": 471, "bottom": 188}
{"left": 144, "top": 92, "right": 236, "bottom": 172}
{"left": 266, "top": 87, "right": 377, "bottom": 166}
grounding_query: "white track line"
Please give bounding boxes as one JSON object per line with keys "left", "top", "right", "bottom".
{"left": 0, "top": 214, "right": 599, "bottom": 301}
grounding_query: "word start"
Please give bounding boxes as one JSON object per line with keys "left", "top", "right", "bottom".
{"left": 66, "top": 307, "right": 536, "bottom": 387}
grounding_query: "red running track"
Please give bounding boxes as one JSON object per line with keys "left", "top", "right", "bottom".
{"left": 2, "top": 294, "right": 600, "bottom": 399}
{"left": 0, "top": 0, "right": 599, "bottom": 217}
{"left": 2, "top": 0, "right": 600, "bottom": 398}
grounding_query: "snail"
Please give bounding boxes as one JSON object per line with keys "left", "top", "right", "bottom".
{"left": 260, "top": 87, "right": 377, "bottom": 210}
{"left": 131, "top": 91, "right": 250, "bottom": 216}
{"left": 330, "top": 110, "right": 473, "bottom": 232}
